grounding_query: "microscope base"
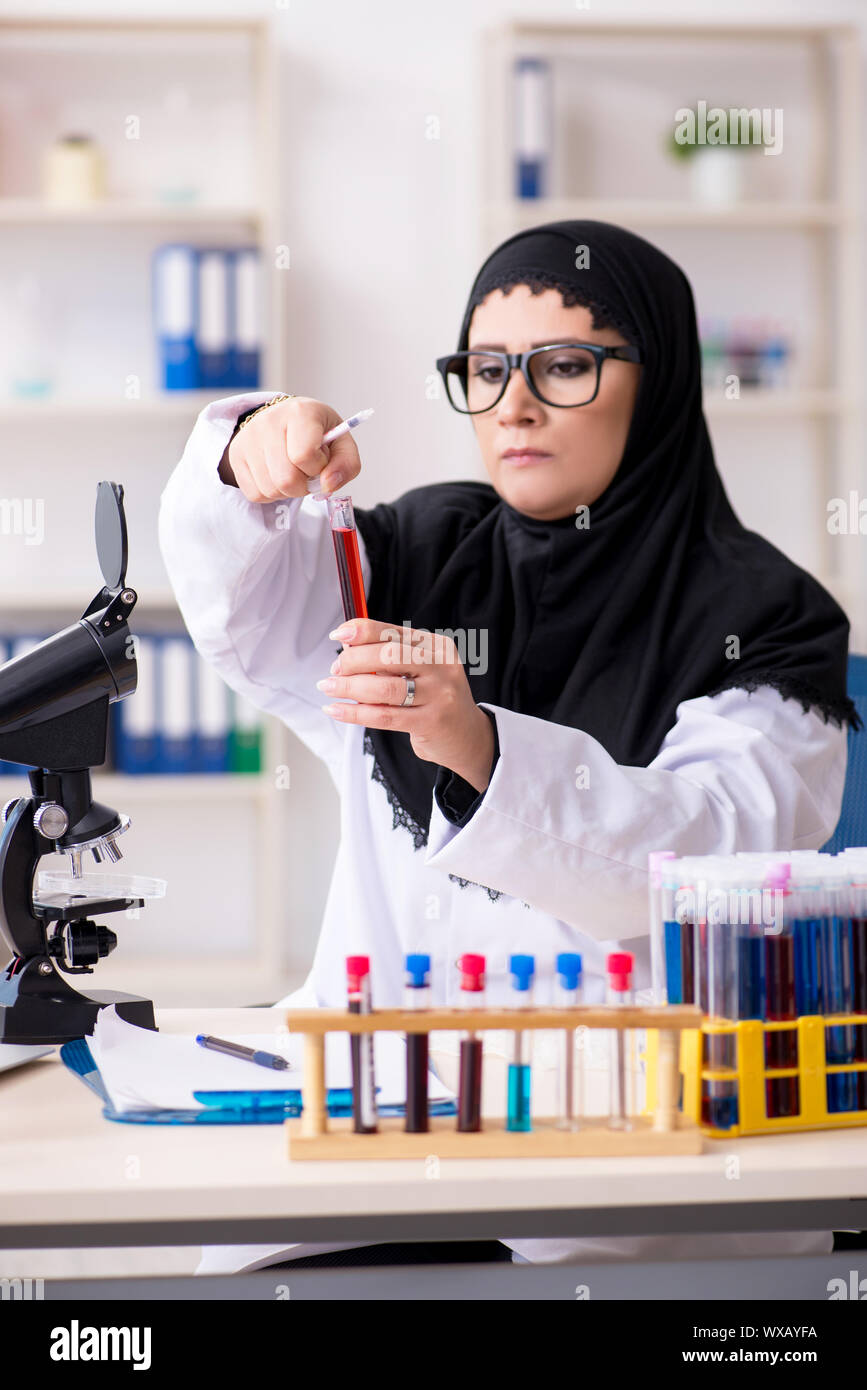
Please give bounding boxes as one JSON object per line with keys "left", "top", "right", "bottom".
{"left": 0, "top": 959, "right": 156, "bottom": 1044}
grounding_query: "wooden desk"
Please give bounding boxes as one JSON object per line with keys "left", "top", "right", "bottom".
{"left": 2, "top": 1007, "right": 867, "bottom": 1257}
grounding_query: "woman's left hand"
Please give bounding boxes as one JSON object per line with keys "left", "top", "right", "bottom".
{"left": 317, "top": 617, "right": 495, "bottom": 792}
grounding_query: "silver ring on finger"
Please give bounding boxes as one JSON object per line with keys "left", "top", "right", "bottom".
{"left": 401, "top": 676, "right": 416, "bottom": 707}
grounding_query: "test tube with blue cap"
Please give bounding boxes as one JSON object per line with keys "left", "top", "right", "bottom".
{"left": 555, "top": 951, "right": 583, "bottom": 1131}
{"left": 404, "top": 953, "right": 431, "bottom": 1133}
{"left": 506, "top": 954, "right": 534, "bottom": 1131}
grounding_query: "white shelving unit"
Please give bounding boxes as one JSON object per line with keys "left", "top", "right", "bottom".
{"left": 0, "top": 199, "right": 264, "bottom": 224}
{"left": 482, "top": 19, "right": 864, "bottom": 646}
{"left": 0, "top": 16, "right": 296, "bottom": 1004}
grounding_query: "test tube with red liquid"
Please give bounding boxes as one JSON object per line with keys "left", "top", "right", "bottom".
{"left": 457, "top": 953, "right": 485, "bottom": 1132}
{"left": 328, "top": 495, "right": 368, "bottom": 622}
{"left": 404, "top": 953, "right": 431, "bottom": 1133}
{"left": 764, "top": 934, "right": 799, "bottom": 1118}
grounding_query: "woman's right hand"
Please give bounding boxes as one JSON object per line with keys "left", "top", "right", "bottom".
{"left": 219, "top": 396, "right": 362, "bottom": 502}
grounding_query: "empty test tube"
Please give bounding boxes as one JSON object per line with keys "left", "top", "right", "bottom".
{"left": 607, "top": 951, "right": 635, "bottom": 1131}
{"left": 555, "top": 951, "right": 583, "bottom": 1131}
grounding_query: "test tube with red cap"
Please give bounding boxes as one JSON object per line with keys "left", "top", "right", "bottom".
{"left": 607, "top": 951, "right": 635, "bottom": 1131}
{"left": 346, "top": 955, "right": 377, "bottom": 1133}
{"left": 456, "top": 953, "right": 485, "bottom": 1132}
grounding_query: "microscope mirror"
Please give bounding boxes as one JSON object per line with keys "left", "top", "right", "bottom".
{"left": 95, "top": 481, "right": 128, "bottom": 592}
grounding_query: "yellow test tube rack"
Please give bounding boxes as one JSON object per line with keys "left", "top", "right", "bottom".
{"left": 644, "top": 1012, "right": 867, "bottom": 1138}
{"left": 286, "top": 1003, "right": 703, "bottom": 1159}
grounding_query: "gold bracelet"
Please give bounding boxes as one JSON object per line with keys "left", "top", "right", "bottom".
{"left": 236, "top": 393, "right": 296, "bottom": 430}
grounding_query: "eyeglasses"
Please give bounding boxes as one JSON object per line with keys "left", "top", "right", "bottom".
{"left": 435, "top": 342, "right": 644, "bottom": 414}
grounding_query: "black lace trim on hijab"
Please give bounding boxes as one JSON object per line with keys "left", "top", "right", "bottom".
{"left": 705, "top": 671, "right": 862, "bottom": 732}
{"left": 362, "top": 730, "right": 508, "bottom": 899}
{"left": 363, "top": 730, "right": 429, "bottom": 850}
{"left": 464, "top": 269, "right": 640, "bottom": 345}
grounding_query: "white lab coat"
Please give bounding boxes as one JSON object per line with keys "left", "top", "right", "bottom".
{"left": 159, "top": 393, "right": 848, "bottom": 1274}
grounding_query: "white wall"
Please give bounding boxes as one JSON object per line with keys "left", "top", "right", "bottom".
{"left": 0, "top": 0, "right": 864, "bottom": 993}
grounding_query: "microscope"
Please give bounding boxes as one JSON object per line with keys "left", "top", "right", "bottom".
{"left": 0, "top": 482, "right": 156, "bottom": 1044}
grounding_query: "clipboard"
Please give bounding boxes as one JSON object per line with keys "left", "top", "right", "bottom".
{"left": 60, "top": 1038, "right": 457, "bottom": 1125}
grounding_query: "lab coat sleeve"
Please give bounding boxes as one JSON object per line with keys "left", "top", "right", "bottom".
{"left": 157, "top": 392, "right": 369, "bottom": 771}
{"left": 423, "top": 685, "right": 849, "bottom": 940}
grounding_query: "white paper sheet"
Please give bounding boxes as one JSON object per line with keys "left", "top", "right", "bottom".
{"left": 86, "top": 1006, "right": 453, "bottom": 1115}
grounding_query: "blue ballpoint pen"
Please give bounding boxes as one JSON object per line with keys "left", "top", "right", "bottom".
{"left": 196, "top": 1034, "right": 292, "bottom": 1071}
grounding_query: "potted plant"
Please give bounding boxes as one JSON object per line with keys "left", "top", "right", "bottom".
{"left": 666, "top": 105, "right": 763, "bottom": 206}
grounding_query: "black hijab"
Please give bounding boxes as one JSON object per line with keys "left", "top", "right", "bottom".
{"left": 354, "top": 220, "right": 859, "bottom": 848}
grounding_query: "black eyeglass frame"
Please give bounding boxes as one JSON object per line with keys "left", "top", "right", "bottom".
{"left": 435, "top": 342, "right": 644, "bottom": 413}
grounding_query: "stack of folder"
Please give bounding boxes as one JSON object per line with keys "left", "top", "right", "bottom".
{"left": 152, "top": 243, "right": 262, "bottom": 391}
{"left": 0, "top": 632, "right": 263, "bottom": 776}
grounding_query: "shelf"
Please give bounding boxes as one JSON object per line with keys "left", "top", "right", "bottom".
{"left": 0, "top": 591, "right": 180, "bottom": 612}
{"left": 0, "top": 392, "right": 225, "bottom": 422}
{"left": 90, "top": 773, "right": 273, "bottom": 801}
{"left": 0, "top": 12, "right": 289, "bottom": 1002}
{"left": 489, "top": 199, "right": 854, "bottom": 230}
{"left": 507, "top": 19, "right": 856, "bottom": 42}
{"left": 0, "top": 774, "right": 270, "bottom": 800}
{"left": 703, "top": 391, "right": 849, "bottom": 418}
{"left": 0, "top": 198, "right": 263, "bottom": 226}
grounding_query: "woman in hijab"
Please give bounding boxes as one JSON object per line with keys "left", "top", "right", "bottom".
{"left": 159, "top": 220, "right": 859, "bottom": 1272}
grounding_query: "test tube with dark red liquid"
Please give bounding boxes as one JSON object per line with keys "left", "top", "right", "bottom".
{"left": 346, "top": 955, "right": 377, "bottom": 1133}
{"left": 328, "top": 495, "right": 368, "bottom": 621}
{"left": 457, "top": 953, "right": 485, "bottom": 1132}
{"left": 404, "top": 953, "right": 431, "bottom": 1133}
{"left": 764, "top": 934, "right": 799, "bottom": 1119}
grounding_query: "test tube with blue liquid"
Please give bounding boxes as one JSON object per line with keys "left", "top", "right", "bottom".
{"left": 648, "top": 852, "right": 677, "bottom": 1004}
{"left": 506, "top": 954, "right": 534, "bottom": 1131}
{"left": 823, "top": 861, "right": 857, "bottom": 1113}
{"left": 704, "top": 860, "right": 738, "bottom": 1130}
{"left": 555, "top": 952, "right": 583, "bottom": 1131}
{"left": 736, "top": 866, "right": 766, "bottom": 1027}
{"left": 841, "top": 851, "right": 867, "bottom": 1109}
{"left": 664, "top": 850, "right": 697, "bottom": 1006}
{"left": 791, "top": 861, "right": 822, "bottom": 1019}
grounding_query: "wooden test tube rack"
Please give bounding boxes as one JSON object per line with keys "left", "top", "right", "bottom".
{"left": 286, "top": 1004, "right": 704, "bottom": 1159}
